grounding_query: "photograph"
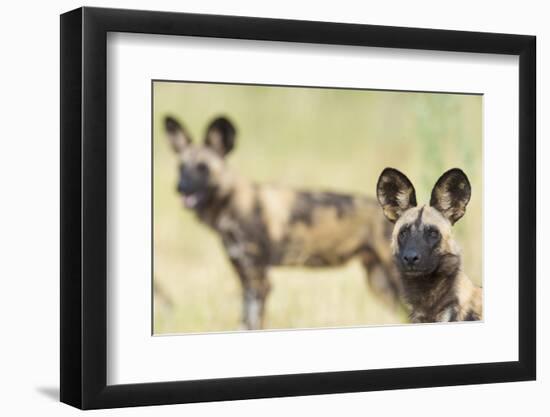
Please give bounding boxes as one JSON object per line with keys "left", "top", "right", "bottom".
{"left": 55, "top": 4, "right": 538, "bottom": 412}
{"left": 152, "top": 80, "right": 483, "bottom": 334}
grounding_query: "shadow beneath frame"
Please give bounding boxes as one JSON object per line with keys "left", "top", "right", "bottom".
{"left": 35, "top": 386, "right": 59, "bottom": 401}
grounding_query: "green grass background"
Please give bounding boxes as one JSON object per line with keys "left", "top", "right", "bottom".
{"left": 153, "top": 81, "right": 482, "bottom": 334}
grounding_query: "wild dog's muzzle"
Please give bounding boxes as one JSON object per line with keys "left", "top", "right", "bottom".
{"left": 177, "top": 167, "right": 210, "bottom": 209}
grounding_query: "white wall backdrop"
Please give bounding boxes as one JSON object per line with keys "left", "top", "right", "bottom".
{"left": 0, "top": 0, "right": 545, "bottom": 415}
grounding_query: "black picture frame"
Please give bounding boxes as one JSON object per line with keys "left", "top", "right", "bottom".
{"left": 60, "top": 6, "right": 536, "bottom": 410}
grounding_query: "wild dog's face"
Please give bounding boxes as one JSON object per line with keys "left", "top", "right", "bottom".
{"left": 376, "top": 168, "right": 471, "bottom": 277}
{"left": 164, "top": 116, "right": 236, "bottom": 210}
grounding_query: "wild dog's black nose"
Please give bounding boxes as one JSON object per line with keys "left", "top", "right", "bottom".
{"left": 402, "top": 250, "right": 420, "bottom": 266}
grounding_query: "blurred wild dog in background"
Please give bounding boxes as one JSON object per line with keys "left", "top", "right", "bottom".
{"left": 376, "top": 167, "right": 482, "bottom": 323}
{"left": 162, "top": 115, "right": 402, "bottom": 330}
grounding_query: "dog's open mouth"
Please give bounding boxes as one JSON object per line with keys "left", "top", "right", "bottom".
{"left": 181, "top": 190, "right": 208, "bottom": 209}
{"left": 182, "top": 193, "right": 200, "bottom": 209}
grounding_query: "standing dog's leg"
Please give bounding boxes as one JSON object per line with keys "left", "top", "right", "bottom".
{"left": 241, "top": 273, "right": 271, "bottom": 330}
{"left": 222, "top": 228, "right": 271, "bottom": 330}
{"left": 229, "top": 257, "right": 271, "bottom": 330}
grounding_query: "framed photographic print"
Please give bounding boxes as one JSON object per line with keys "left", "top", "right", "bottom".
{"left": 60, "top": 6, "right": 536, "bottom": 409}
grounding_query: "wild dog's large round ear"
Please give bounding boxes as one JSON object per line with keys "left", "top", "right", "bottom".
{"left": 376, "top": 168, "right": 417, "bottom": 223}
{"left": 164, "top": 116, "right": 193, "bottom": 153}
{"left": 430, "top": 168, "right": 471, "bottom": 225}
{"left": 204, "top": 116, "right": 236, "bottom": 157}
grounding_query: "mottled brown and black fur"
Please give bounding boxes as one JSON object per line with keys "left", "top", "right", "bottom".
{"left": 376, "top": 168, "right": 482, "bottom": 323}
{"left": 163, "top": 115, "right": 402, "bottom": 329}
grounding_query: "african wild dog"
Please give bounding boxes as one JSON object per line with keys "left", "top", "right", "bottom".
{"left": 163, "top": 115, "right": 402, "bottom": 330}
{"left": 376, "top": 168, "right": 482, "bottom": 323}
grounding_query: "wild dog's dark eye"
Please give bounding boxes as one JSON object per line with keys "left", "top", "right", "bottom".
{"left": 398, "top": 229, "right": 407, "bottom": 240}
{"left": 427, "top": 228, "right": 440, "bottom": 239}
{"left": 196, "top": 162, "right": 209, "bottom": 174}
